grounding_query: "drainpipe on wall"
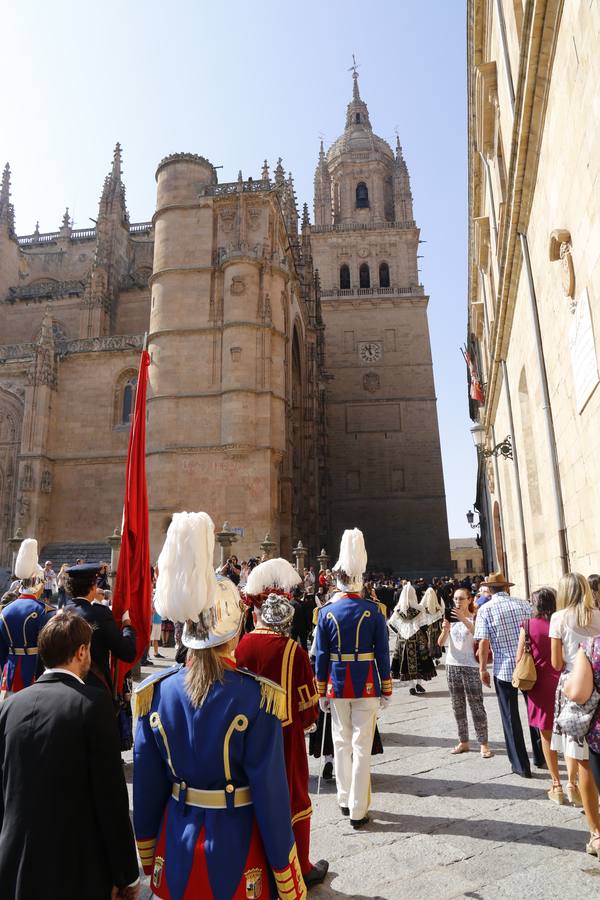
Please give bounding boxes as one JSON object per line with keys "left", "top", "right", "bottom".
{"left": 518, "top": 232, "right": 569, "bottom": 575}
{"left": 501, "top": 360, "right": 530, "bottom": 597}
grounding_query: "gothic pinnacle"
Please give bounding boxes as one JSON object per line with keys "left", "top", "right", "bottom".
{"left": 1, "top": 163, "right": 9, "bottom": 202}
{"left": 62, "top": 207, "right": 71, "bottom": 229}
{"left": 274, "top": 158, "right": 285, "bottom": 185}
{"left": 261, "top": 160, "right": 270, "bottom": 181}
{"left": 302, "top": 203, "right": 310, "bottom": 229}
{"left": 112, "top": 142, "right": 122, "bottom": 179}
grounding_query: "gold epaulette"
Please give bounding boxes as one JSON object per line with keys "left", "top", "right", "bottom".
{"left": 236, "top": 667, "right": 287, "bottom": 722}
{"left": 133, "top": 665, "right": 181, "bottom": 719}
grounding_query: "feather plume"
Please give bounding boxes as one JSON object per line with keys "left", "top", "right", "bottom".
{"left": 15, "top": 539, "right": 41, "bottom": 580}
{"left": 154, "top": 512, "right": 218, "bottom": 623}
{"left": 245, "top": 558, "right": 301, "bottom": 596}
{"left": 332, "top": 528, "right": 367, "bottom": 578}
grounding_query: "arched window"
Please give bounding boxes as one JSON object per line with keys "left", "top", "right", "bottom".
{"left": 114, "top": 369, "right": 138, "bottom": 428}
{"left": 340, "top": 264, "right": 351, "bottom": 289}
{"left": 356, "top": 182, "right": 369, "bottom": 209}
{"left": 379, "top": 262, "right": 390, "bottom": 288}
{"left": 122, "top": 377, "right": 137, "bottom": 424}
{"left": 359, "top": 264, "right": 370, "bottom": 289}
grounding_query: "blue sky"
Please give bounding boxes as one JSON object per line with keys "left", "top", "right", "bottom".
{"left": 1, "top": 0, "right": 474, "bottom": 538}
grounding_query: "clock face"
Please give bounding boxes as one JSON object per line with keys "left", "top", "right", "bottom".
{"left": 358, "top": 342, "right": 382, "bottom": 364}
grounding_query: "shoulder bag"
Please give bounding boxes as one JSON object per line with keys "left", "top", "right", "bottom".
{"left": 512, "top": 619, "right": 537, "bottom": 691}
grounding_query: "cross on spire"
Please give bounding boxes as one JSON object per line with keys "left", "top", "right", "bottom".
{"left": 348, "top": 53, "right": 360, "bottom": 77}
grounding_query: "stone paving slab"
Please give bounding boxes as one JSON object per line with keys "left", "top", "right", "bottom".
{"left": 126, "top": 652, "right": 600, "bottom": 899}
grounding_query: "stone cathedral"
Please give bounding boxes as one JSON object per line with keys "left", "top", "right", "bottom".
{"left": 0, "top": 73, "right": 450, "bottom": 573}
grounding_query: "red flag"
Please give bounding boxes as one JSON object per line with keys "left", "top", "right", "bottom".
{"left": 462, "top": 346, "right": 485, "bottom": 404}
{"left": 112, "top": 349, "right": 151, "bottom": 692}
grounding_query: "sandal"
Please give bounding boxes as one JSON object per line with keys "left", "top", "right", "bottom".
{"left": 585, "top": 831, "right": 600, "bottom": 858}
{"left": 480, "top": 747, "right": 494, "bottom": 759}
{"left": 450, "top": 743, "right": 470, "bottom": 754}
{"left": 547, "top": 784, "right": 565, "bottom": 805}
{"left": 567, "top": 783, "right": 583, "bottom": 807}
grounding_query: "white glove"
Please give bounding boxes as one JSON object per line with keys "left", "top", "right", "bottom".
{"left": 319, "top": 698, "right": 330, "bottom": 713}
{"left": 380, "top": 695, "right": 391, "bottom": 709}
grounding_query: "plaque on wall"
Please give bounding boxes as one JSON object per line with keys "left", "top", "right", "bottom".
{"left": 569, "top": 288, "right": 599, "bottom": 414}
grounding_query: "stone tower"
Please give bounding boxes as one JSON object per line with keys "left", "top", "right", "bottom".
{"left": 310, "top": 72, "right": 450, "bottom": 573}
{"left": 147, "top": 153, "right": 324, "bottom": 561}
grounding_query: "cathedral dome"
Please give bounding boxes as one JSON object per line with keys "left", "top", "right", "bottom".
{"left": 325, "top": 72, "right": 394, "bottom": 166}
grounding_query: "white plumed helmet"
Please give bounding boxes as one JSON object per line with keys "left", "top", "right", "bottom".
{"left": 245, "top": 558, "right": 302, "bottom": 598}
{"left": 14, "top": 539, "right": 43, "bottom": 584}
{"left": 154, "top": 512, "right": 243, "bottom": 649}
{"left": 333, "top": 528, "right": 367, "bottom": 590}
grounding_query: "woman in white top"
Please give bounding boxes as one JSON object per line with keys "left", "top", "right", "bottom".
{"left": 438, "top": 586, "right": 492, "bottom": 758}
{"left": 550, "top": 573, "right": 600, "bottom": 831}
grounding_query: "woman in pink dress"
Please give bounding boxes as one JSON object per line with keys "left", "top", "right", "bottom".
{"left": 515, "top": 587, "right": 562, "bottom": 803}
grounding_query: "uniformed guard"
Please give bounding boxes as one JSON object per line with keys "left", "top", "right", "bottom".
{"left": 133, "top": 512, "right": 306, "bottom": 900}
{"left": 0, "top": 538, "right": 55, "bottom": 697}
{"left": 314, "top": 528, "right": 392, "bottom": 828}
{"left": 64, "top": 562, "right": 136, "bottom": 694}
{"left": 239, "top": 558, "right": 328, "bottom": 888}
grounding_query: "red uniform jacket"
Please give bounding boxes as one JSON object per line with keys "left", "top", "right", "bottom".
{"left": 236, "top": 631, "right": 319, "bottom": 827}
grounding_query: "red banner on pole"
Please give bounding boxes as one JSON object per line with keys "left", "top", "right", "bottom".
{"left": 112, "top": 349, "right": 152, "bottom": 692}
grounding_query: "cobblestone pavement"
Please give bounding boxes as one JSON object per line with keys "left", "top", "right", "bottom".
{"left": 126, "top": 650, "right": 600, "bottom": 899}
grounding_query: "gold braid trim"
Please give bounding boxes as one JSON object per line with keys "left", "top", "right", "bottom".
{"left": 260, "top": 678, "right": 287, "bottom": 721}
{"left": 133, "top": 683, "right": 154, "bottom": 719}
{"left": 297, "top": 694, "right": 318, "bottom": 712}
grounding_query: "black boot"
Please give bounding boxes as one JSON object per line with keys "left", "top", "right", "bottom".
{"left": 303, "top": 860, "right": 329, "bottom": 889}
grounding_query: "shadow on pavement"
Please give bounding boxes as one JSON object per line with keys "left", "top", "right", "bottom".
{"left": 365, "top": 808, "right": 586, "bottom": 852}
{"left": 372, "top": 771, "right": 548, "bottom": 802}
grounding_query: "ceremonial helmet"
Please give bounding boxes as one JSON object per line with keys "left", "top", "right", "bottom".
{"left": 244, "top": 557, "right": 302, "bottom": 605}
{"left": 153, "top": 512, "right": 244, "bottom": 650}
{"left": 332, "top": 528, "right": 367, "bottom": 593}
{"left": 14, "top": 539, "right": 44, "bottom": 593}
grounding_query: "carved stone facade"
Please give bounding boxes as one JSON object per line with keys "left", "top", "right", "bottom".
{"left": 0, "top": 75, "right": 448, "bottom": 571}
{"left": 467, "top": 1, "right": 600, "bottom": 593}
{"left": 0, "top": 144, "right": 325, "bottom": 565}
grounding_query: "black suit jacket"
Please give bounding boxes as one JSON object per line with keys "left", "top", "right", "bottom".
{"left": 65, "top": 598, "right": 136, "bottom": 692}
{"left": 0, "top": 672, "right": 139, "bottom": 900}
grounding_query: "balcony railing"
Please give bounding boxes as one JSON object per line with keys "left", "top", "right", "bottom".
{"left": 310, "top": 220, "right": 415, "bottom": 234}
{"left": 17, "top": 221, "right": 153, "bottom": 246}
{"left": 320, "top": 285, "right": 424, "bottom": 299}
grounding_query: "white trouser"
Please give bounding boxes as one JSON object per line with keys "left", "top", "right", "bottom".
{"left": 330, "top": 698, "right": 379, "bottom": 820}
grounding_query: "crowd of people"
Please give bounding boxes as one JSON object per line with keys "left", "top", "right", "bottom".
{"left": 1, "top": 526, "right": 600, "bottom": 899}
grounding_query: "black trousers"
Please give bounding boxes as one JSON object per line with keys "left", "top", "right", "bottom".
{"left": 494, "top": 676, "right": 544, "bottom": 775}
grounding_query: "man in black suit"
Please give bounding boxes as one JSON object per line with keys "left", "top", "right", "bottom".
{"left": 0, "top": 611, "right": 139, "bottom": 900}
{"left": 64, "top": 563, "right": 137, "bottom": 693}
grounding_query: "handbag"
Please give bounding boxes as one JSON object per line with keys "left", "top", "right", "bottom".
{"left": 512, "top": 620, "right": 537, "bottom": 691}
{"left": 555, "top": 670, "right": 600, "bottom": 741}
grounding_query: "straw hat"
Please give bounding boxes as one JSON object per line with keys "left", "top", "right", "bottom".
{"left": 479, "top": 571, "right": 514, "bottom": 588}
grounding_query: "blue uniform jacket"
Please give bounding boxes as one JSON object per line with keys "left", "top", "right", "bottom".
{"left": 133, "top": 663, "right": 305, "bottom": 900}
{"left": 314, "top": 594, "right": 392, "bottom": 699}
{"left": 0, "top": 595, "right": 55, "bottom": 694}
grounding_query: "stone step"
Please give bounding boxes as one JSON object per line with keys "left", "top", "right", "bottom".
{"left": 39, "top": 542, "right": 112, "bottom": 568}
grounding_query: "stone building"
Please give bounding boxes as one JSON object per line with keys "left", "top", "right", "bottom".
{"left": 310, "top": 71, "right": 450, "bottom": 573}
{"left": 0, "top": 73, "right": 449, "bottom": 572}
{"left": 450, "top": 538, "right": 484, "bottom": 579}
{"left": 467, "top": 1, "right": 600, "bottom": 596}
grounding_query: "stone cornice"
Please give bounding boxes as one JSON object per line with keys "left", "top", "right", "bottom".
{"left": 146, "top": 443, "right": 281, "bottom": 457}
{"left": 148, "top": 323, "right": 286, "bottom": 341}
{"left": 148, "top": 388, "right": 286, "bottom": 403}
